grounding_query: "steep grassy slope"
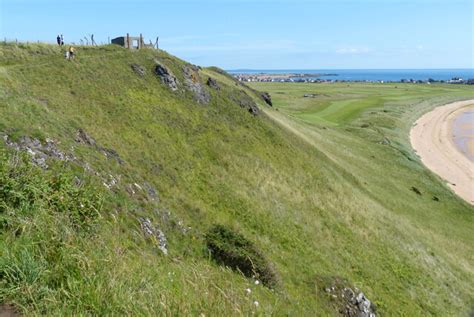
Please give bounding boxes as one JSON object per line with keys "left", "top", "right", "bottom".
{"left": 0, "top": 43, "right": 473, "bottom": 316}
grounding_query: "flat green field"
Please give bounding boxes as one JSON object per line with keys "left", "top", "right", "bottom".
{"left": 1, "top": 44, "right": 474, "bottom": 316}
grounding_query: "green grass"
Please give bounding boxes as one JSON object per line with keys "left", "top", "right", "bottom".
{"left": 1, "top": 42, "right": 473, "bottom": 316}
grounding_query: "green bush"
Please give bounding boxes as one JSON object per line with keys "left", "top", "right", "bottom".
{"left": 205, "top": 224, "right": 278, "bottom": 288}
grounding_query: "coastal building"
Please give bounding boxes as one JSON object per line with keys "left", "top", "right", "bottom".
{"left": 111, "top": 33, "right": 146, "bottom": 49}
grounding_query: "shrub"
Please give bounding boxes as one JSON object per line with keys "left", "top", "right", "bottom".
{"left": 205, "top": 224, "right": 278, "bottom": 288}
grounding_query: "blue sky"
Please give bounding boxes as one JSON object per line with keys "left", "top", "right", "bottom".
{"left": 1, "top": 0, "right": 472, "bottom": 69}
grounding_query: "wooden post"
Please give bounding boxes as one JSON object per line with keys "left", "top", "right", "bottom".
{"left": 126, "top": 33, "right": 130, "bottom": 49}
{"left": 139, "top": 33, "right": 143, "bottom": 49}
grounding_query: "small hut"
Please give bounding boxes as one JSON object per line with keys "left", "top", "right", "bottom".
{"left": 111, "top": 33, "right": 145, "bottom": 49}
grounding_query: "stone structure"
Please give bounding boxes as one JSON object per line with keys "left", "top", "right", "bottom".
{"left": 111, "top": 33, "right": 145, "bottom": 49}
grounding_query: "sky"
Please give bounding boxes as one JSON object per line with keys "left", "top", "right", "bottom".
{"left": 0, "top": 0, "right": 473, "bottom": 69}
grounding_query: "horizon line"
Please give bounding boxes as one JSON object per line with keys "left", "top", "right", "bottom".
{"left": 226, "top": 68, "right": 474, "bottom": 71}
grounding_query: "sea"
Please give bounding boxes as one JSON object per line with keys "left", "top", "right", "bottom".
{"left": 227, "top": 69, "right": 474, "bottom": 82}
{"left": 453, "top": 108, "right": 474, "bottom": 162}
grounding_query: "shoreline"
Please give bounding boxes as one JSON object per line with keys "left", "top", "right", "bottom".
{"left": 410, "top": 100, "right": 474, "bottom": 205}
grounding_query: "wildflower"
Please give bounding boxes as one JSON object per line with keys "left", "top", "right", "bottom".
{"left": 253, "top": 301, "right": 259, "bottom": 307}
{"left": 254, "top": 280, "right": 260, "bottom": 285}
{"left": 245, "top": 288, "right": 251, "bottom": 294}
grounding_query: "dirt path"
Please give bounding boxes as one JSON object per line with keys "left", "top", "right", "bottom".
{"left": 410, "top": 100, "right": 474, "bottom": 205}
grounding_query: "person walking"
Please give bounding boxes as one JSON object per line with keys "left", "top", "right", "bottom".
{"left": 68, "top": 46, "right": 75, "bottom": 60}
{"left": 60, "top": 34, "right": 64, "bottom": 46}
{"left": 56, "top": 35, "right": 61, "bottom": 46}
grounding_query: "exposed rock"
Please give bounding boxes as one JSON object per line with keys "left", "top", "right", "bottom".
{"left": 74, "top": 129, "right": 124, "bottom": 165}
{"left": 103, "top": 174, "right": 120, "bottom": 190}
{"left": 75, "top": 128, "right": 97, "bottom": 146}
{"left": 3, "top": 135, "right": 74, "bottom": 169}
{"left": 125, "top": 183, "right": 136, "bottom": 196}
{"left": 139, "top": 217, "right": 168, "bottom": 255}
{"left": 143, "top": 182, "right": 160, "bottom": 202}
{"left": 183, "top": 65, "right": 211, "bottom": 104}
{"left": 321, "top": 277, "right": 377, "bottom": 317}
{"left": 261, "top": 92, "right": 273, "bottom": 106}
{"left": 131, "top": 64, "right": 145, "bottom": 77}
{"left": 303, "top": 93, "right": 318, "bottom": 98}
{"left": 154, "top": 61, "right": 179, "bottom": 91}
{"left": 206, "top": 77, "right": 220, "bottom": 90}
{"left": 100, "top": 147, "right": 124, "bottom": 164}
{"left": 233, "top": 91, "right": 259, "bottom": 115}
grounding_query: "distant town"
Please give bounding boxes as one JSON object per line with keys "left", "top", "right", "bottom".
{"left": 232, "top": 73, "right": 474, "bottom": 85}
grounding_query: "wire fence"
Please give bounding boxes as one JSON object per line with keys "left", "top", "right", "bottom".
{"left": 2, "top": 34, "right": 160, "bottom": 49}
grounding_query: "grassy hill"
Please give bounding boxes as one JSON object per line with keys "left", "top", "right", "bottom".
{"left": 1, "top": 43, "right": 473, "bottom": 316}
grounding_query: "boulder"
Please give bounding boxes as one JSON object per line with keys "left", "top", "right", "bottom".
{"left": 154, "top": 61, "right": 179, "bottom": 91}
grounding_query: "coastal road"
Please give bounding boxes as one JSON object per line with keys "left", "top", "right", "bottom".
{"left": 410, "top": 100, "right": 474, "bottom": 205}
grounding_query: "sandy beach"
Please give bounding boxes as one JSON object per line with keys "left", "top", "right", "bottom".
{"left": 410, "top": 100, "right": 474, "bottom": 205}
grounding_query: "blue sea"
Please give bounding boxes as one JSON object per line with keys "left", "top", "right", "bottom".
{"left": 227, "top": 69, "right": 474, "bottom": 82}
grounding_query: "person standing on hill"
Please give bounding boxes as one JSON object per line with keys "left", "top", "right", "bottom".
{"left": 56, "top": 35, "right": 61, "bottom": 46}
{"left": 60, "top": 34, "right": 64, "bottom": 46}
{"left": 68, "top": 46, "right": 75, "bottom": 60}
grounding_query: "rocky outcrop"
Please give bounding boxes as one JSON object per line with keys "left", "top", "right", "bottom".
{"left": 261, "top": 92, "right": 273, "bottom": 106}
{"left": 3, "top": 135, "right": 74, "bottom": 168}
{"left": 183, "top": 65, "right": 210, "bottom": 104}
{"left": 233, "top": 91, "right": 259, "bottom": 115}
{"left": 154, "top": 61, "right": 179, "bottom": 91}
{"left": 75, "top": 128, "right": 97, "bottom": 146}
{"left": 207, "top": 77, "right": 220, "bottom": 90}
{"left": 322, "top": 277, "right": 377, "bottom": 317}
{"left": 75, "top": 129, "right": 124, "bottom": 164}
{"left": 139, "top": 217, "right": 168, "bottom": 255}
{"left": 131, "top": 64, "right": 145, "bottom": 77}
